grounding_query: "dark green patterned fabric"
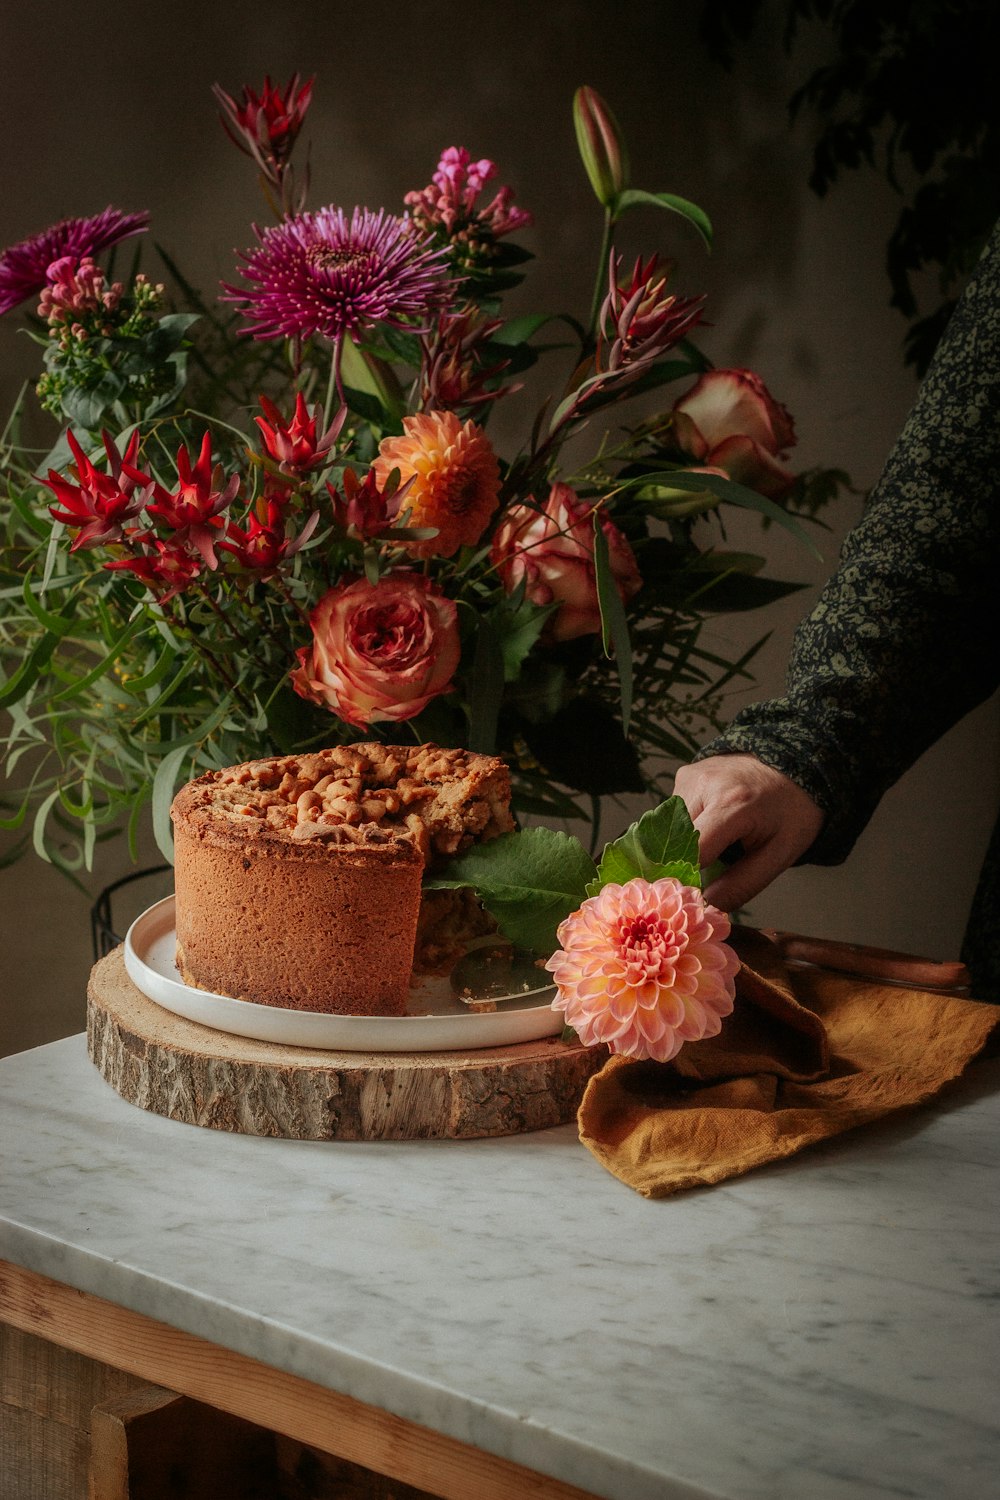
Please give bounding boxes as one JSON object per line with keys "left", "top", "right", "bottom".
{"left": 696, "top": 221, "right": 1000, "bottom": 999}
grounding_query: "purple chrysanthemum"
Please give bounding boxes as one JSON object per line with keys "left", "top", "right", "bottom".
{"left": 225, "top": 206, "right": 452, "bottom": 343}
{"left": 0, "top": 207, "right": 149, "bottom": 317}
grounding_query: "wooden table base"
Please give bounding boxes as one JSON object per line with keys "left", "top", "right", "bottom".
{"left": 0, "top": 1262, "right": 601, "bottom": 1500}
{"left": 87, "top": 949, "right": 608, "bottom": 1141}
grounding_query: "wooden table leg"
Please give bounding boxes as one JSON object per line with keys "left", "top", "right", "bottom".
{"left": 0, "top": 1262, "right": 601, "bottom": 1500}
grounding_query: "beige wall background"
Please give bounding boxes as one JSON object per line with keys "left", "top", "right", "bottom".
{"left": 2, "top": 0, "right": 997, "bottom": 1055}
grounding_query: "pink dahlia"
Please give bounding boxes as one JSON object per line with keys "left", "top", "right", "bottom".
{"left": 545, "top": 878, "right": 739, "bottom": 1063}
{"left": 226, "top": 207, "right": 451, "bottom": 343}
{"left": 0, "top": 207, "right": 148, "bottom": 317}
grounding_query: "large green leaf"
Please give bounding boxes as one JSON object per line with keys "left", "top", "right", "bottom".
{"left": 614, "top": 189, "right": 713, "bottom": 250}
{"left": 426, "top": 827, "right": 596, "bottom": 955}
{"left": 592, "top": 796, "right": 701, "bottom": 891}
{"left": 488, "top": 591, "right": 556, "bottom": 683}
{"left": 636, "top": 470, "right": 824, "bottom": 560}
{"left": 151, "top": 743, "right": 196, "bottom": 862}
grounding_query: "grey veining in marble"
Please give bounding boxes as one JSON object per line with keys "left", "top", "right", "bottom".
{"left": 1, "top": 1035, "right": 999, "bottom": 1499}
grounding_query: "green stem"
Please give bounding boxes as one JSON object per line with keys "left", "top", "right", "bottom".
{"left": 323, "top": 334, "right": 344, "bottom": 432}
{"left": 587, "top": 209, "right": 616, "bottom": 342}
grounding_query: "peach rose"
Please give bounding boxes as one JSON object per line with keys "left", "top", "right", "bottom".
{"left": 290, "top": 572, "right": 460, "bottom": 726}
{"left": 490, "top": 482, "right": 641, "bottom": 643}
{"left": 671, "top": 368, "right": 797, "bottom": 499}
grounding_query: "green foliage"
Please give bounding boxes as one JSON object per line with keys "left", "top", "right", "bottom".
{"left": 590, "top": 796, "right": 701, "bottom": 893}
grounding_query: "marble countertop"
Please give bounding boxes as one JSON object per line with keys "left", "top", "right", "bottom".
{"left": 1, "top": 1034, "right": 998, "bottom": 1500}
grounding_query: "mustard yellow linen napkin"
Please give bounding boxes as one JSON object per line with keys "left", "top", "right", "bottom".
{"left": 577, "top": 927, "right": 1000, "bottom": 1198}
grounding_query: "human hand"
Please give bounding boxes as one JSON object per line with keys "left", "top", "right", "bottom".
{"left": 673, "top": 754, "right": 825, "bottom": 911}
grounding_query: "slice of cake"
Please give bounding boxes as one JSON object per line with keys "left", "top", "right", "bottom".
{"left": 169, "top": 743, "right": 512, "bottom": 1016}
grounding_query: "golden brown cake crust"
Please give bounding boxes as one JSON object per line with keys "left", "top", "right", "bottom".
{"left": 169, "top": 743, "right": 512, "bottom": 1017}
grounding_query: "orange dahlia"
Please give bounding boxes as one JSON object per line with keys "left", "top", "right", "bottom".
{"left": 373, "top": 411, "right": 500, "bottom": 559}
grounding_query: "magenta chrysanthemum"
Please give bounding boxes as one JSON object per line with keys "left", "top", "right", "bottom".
{"left": 0, "top": 207, "right": 149, "bottom": 317}
{"left": 225, "top": 206, "right": 451, "bottom": 343}
{"left": 546, "top": 878, "right": 739, "bottom": 1063}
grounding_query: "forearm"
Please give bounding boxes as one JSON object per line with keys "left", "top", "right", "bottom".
{"left": 697, "top": 222, "right": 1000, "bottom": 863}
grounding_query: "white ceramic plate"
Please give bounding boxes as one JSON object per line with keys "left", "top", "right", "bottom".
{"left": 124, "top": 897, "right": 561, "bottom": 1053}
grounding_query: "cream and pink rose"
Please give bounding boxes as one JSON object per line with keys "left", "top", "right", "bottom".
{"left": 671, "top": 368, "right": 796, "bottom": 499}
{"left": 290, "top": 572, "right": 460, "bottom": 726}
{"left": 545, "top": 877, "right": 739, "bottom": 1063}
{"left": 490, "top": 481, "right": 641, "bottom": 643}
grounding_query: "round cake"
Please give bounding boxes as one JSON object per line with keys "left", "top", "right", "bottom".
{"left": 170, "top": 742, "right": 513, "bottom": 1016}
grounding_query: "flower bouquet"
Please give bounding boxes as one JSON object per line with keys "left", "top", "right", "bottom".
{"left": 0, "top": 76, "right": 845, "bottom": 882}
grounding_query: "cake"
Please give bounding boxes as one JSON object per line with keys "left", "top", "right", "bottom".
{"left": 169, "top": 742, "right": 513, "bottom": 1016}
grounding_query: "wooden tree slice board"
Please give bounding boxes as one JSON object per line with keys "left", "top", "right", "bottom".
{"left": 87, "top": 949, "right": 609, "bottom": 1142}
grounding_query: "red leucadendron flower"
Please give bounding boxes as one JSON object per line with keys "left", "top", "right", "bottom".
{"left": 219, "top": 498, "right": 319, "bottom": 578}
{"left": 128, "top": 432, "right": 240, "bottom": 569}
{"left": 42, "top": 429, "right": 145, "bottom": 551}
{"left": 254, "top": 393, "right": 345, "bottom": 479}
{"left": 104, "top": 539, "right": 204, "bottom": 603}
{"left": 599, "top": 252, "right": 705, "bottom": 373}
{"left": 213, "top": 74, "right": 314, "bottom": 169}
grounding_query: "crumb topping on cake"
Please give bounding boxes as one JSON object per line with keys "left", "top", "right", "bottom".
{"left": 177, "top": 743, "right": 513, "bottom": 866}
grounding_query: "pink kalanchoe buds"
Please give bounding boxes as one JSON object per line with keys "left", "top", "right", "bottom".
{"left": 600, "top": 252, "right": 706, "bottom": 373}
{"left": 491, "top": 482, "right": 642, "bottom": 643}
{"left": 129, "top": 432, "right": 240, "bottom": 570}
{"left": 290, "top": 572, "right": 461, "bottom": 726}
{"left": 406, "top": 147, "right": 533, "bottom": 242}
{"left": 37, "top": 257, "right": 123, "bottom": 326}
{"left": 671, "top": 369, "right": 797, "bottom": 499}
{"left": 546, "top": 877, "right": 739, "bottom": 1063}
{"left": 213, "top": 74, "right": 314, "bottom": 169}
{"left": 42, "top": 429, "right": 145, "bottom": 551}
{"left": 405, "top": 147, "right": 532, "bottom": 280}
{"left": 254, "top": 393, "right": 345, "bottom": 478}
{"left": 573, "top": 86, "right": 629, "bottom": 209}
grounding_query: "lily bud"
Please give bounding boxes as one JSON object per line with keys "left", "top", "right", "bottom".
{"left": 573, "top": 86, "right": 629, "bottom": 209}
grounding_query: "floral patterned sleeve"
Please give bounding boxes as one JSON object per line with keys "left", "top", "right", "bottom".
{"left": 695, "top": 220, "right": 1000, "bottom": 867}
